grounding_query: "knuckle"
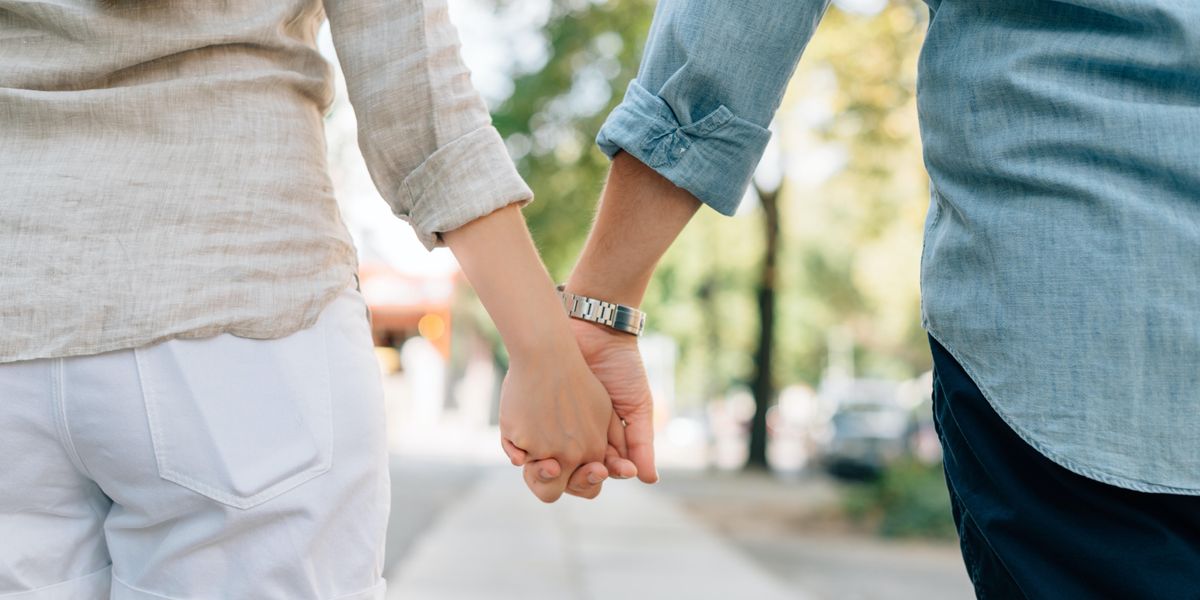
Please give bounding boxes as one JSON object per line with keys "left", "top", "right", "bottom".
{"left": 562, "top": 447, "right": 585, "bottom": 466}
{"left": 506, "top": 433, "right": 529, "bottom": 450}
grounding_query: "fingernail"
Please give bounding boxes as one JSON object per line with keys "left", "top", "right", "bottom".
{"left": 539, "top": 469, "right": 553, "bottom": 480}
{"left": 587, "top": 473, "right": 603, "bottom": 485}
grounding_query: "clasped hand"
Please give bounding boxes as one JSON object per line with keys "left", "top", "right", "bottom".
{"left": 499, "top": 319, "right": 657, "bottom": 502}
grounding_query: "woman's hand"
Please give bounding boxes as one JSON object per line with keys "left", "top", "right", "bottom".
{"left": 522, "top": 318, "right": 655, "bottom": 493}
{"left": 498, "top": 339, "right": 614, "bottom": 503}
{"left": 442, "top": 204, "right": 616, "bottom": 502}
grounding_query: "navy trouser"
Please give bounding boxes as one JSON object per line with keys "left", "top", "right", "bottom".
{"left": 929, "top": 336, "right": 1200, "bottom": 599}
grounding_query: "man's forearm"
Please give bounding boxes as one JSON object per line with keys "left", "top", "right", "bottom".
{"left": 566, "top": 153, "right": 702, "bottom": 306}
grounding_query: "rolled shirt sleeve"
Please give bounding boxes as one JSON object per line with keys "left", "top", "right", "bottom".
{"left": 324, "top": 0, "right": 532, "bottom": 249}
{"left": 596, "top": 0, "right": 831, "bottom": 215}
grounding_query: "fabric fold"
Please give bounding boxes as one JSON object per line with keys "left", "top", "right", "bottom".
{"left": 597, "top": 80, "right": 771, "bottom": 216}
{"left": 400, "top": 125, "right": 533, "bottom": 249}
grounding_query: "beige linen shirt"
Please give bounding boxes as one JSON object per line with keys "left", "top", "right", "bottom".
{"left": 0, "top": 0, "right": 532, "bottom": 363}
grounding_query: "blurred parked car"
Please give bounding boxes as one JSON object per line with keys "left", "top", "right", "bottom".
{"left": 822, "top": 380, "right": 909, "bottom": 479}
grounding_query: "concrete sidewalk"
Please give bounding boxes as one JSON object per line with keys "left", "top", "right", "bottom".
{"left": 386, "top": 468, "right": 805, "bottom": 600}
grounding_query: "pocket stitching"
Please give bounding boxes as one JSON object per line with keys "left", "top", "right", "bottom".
{"left": 134, "top": 328, "right": 334, "bottom": 511}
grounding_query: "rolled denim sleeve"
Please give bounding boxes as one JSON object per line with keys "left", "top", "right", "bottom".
{"left": 324, "top": 0, "right": 533, "bottom": 249}
{"left": 597, "top": 0, "right": 830, "bottom": 215}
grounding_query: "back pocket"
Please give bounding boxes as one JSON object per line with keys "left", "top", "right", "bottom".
{"left": 134, "top": 321, "right": 333, "bottom": 509}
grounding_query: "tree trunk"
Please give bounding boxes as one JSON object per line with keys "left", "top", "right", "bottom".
{"left": 696, "top": 276, "right": 722, "bottom": 401}
{"left": 746, "top": 183, "right": 780, "bottom": 471}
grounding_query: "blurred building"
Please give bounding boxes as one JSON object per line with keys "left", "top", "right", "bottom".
{"left": 358, "top": 259, "right": 455, "bottom": 357}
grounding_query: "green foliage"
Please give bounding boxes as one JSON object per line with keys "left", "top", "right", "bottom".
{"left": 769, "top": 0, "right": 933, "bottom": 390}
{"left": 491, "top": 0, "right": 934, "bottom": 406}
{"left": 843, "top": 460, "right": 957, "bottom": 539}
{"left": 491, "top": 0, "right": 655, "bottom": 278}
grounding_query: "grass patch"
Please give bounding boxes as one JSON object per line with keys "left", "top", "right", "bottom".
{"left": 843, "top": 460, "right": 957, "bottom": 540}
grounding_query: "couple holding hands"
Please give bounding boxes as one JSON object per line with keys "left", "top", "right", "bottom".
{"left": 3, "top": 0, "right": 1199, "bottom": 599}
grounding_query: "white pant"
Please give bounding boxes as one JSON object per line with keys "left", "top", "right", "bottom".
{"left": 0, "top": 286, "right": 390, "bottom": 599}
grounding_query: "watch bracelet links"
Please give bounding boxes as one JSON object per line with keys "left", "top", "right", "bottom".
{"left": 555, "top": 285, "right": 646, "bottom": 336}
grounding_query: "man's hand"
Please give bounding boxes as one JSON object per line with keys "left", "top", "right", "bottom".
{"left": 566, "top": 318, "right": 658, "bottom": 483}
{"left": 520, "top": 153, "right": 699, "bottom": 493}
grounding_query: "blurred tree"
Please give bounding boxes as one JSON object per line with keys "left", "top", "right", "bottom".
{"left": 490, "top": 0, "right": 655, "bottom": 279}
{"left": 776, "top": 0, "right": 931, "bottom": 384}
{"left": 487, "top": 0, "right": 932, "bottom": 469}
{"left": 747, "top": 180, "right": 782, "bottom": 470}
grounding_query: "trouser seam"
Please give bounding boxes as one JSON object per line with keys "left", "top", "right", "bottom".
{"left": 0, "top": 565, "right": 111, "bottom": 599}
{"left": 112, "top": 573, "right": 386, "bottom": 599}
{"left": 112, "top": 573, "right": 177, "bottom": 599}
{"left": 948, "top": 482, "right": 1029, "bottom": 600}
{"left": 930, "top": 337, "right": 1029, "bottom": 600}
{"left": 330, "top": 579, "right": 386, "bottom": 600}
{"left": 52, "top": 358, "right": 99, "bottom": 481}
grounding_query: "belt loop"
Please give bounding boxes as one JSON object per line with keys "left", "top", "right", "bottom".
{"left": 352, "top": 272, "right": 372, "bottom": 326}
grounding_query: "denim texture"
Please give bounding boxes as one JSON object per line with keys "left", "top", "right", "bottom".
{"left": 598, "top": 0, "right": 1200, "bottom": 493}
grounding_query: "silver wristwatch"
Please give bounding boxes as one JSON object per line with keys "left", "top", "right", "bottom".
{"left": 556, "top": 285, "right": 646, "bottom": 336}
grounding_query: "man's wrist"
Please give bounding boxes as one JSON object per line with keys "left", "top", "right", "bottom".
{"left": 564, "top": 270, "right": 650, "bottom": 309}
{"left": 557, "top": 285, "right": 646, "bottom": 336}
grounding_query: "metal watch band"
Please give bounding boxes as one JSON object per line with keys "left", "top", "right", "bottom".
{"left": 556, "top": 285, "right": 646, "bottom": 336}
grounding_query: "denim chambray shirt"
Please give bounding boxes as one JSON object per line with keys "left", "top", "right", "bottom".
{"left": 598, "top": 0, "right": 1200, "bottom": 494}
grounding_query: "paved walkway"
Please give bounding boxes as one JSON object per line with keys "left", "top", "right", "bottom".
{"left": 386, "top": 468, "right": 805, "bottom": 600}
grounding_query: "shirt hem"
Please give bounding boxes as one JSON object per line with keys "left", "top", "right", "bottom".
{"left": 926, "top": 326, "right": 1200, "bottom": 496}
{"left": 0, "top": 271, "right": 358, "bottom": 365}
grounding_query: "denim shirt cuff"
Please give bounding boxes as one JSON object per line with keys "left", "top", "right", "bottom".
{"left": 596, "top": 80, "right": 772, "bottom": 216}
